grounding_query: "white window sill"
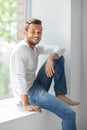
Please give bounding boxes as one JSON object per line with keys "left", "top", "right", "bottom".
{"left": 0, "top": 98, "right": 37, "bottom": 123}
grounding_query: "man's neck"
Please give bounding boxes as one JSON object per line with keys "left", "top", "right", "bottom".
{"left": 25, "top": 40, "right": 35, "bottom": 50}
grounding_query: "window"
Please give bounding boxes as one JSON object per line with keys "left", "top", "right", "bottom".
{"left": 0, "top": 0, "right": 17, "bottom": 99}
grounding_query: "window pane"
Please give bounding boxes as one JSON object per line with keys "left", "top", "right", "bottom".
{"left": 0, "top": 0, "right": 17, "bottom": 99}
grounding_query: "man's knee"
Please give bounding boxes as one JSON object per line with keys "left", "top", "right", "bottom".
{"left": 65, "top": 109, "right": 76, "bottom": 121}
{"left": 59, "top": 56, "right": 65, "bottom": 63}
{"left": 53, "top": 56, "right": 65, "bottom": 68}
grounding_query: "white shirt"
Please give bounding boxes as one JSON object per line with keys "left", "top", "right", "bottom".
{"left": 10, "top": 40, "right": 65, "bottom": 101}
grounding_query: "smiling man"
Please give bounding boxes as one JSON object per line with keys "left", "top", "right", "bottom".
{"left": 10, "top": 18, "right": 79, "bottom": 130}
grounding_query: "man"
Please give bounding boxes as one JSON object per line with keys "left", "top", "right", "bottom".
{"left": 10, "top": 18, "right": 79, "bottom": 130}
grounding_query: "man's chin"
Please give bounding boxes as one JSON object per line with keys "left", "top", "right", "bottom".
{"left": 30, "top": 42, "right": 39, "bottom": 46}
{"left": 30, "top": 43, "right": 38, "bottom": 46}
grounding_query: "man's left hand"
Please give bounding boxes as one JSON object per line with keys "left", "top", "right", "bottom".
{"left": 45, "top": 58, "right": 55, "bottom": 77}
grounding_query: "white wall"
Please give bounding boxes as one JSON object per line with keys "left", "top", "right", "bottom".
{"left": 31, "top": 0, "right": 71, "bottom": 94}
{"left": 80, "top": 0, "right": 87, "bottom": 130}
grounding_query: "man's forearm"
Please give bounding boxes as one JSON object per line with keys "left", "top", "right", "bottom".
{"left": 20, "top": 94, "right": 29, "bottom": 107}
{"left": 49, "top": 52, "right": 59, "bottom": 60}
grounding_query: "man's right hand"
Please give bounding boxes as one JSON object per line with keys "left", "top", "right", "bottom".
{"left": 24, "top": 104, "right": 42, "bottom": 112}
{"left": 20, "top": 94, "right": 42, "bottom": 112}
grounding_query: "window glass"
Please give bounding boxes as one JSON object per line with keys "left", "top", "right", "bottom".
{"left": 0, "top": 0, "right": 17, "bottom": 99}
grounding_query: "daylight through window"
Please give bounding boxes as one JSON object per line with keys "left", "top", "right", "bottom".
{"left": 0, "top": 0, "right": 17, "bottom": 99}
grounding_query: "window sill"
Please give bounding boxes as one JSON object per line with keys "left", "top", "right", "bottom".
{"left": 0, "top": 98, "right": 36, "bottom": 123}
{"left": 0, "top": 98, "right": 61, "bottom": 130}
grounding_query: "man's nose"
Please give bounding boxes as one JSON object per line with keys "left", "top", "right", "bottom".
{"left": 34, "top": 33, "right": 39, "bottom": 37}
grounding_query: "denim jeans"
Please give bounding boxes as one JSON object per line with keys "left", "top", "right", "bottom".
{"left": 28, "top": 56, "right": 77, "bottom": 130}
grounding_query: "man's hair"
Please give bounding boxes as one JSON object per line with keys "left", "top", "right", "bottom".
{"left": 25, "top": 18, "right": 42, "bottom": 31}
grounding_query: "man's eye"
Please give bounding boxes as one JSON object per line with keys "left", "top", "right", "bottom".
{"left": 38, "top": 32, "right": 42, "bottom": 35}
{"left": 30, "top": 31, "right": 42, "bottom": 35}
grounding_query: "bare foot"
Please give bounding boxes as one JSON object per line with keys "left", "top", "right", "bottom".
{"left": 57, "top": 94, "right": 80, "bottom": 106}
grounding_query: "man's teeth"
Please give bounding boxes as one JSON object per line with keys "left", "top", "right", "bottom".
{"left": 33, "top": 38, "right": 38, "bottom": 40}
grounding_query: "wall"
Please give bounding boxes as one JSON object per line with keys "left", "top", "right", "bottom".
{"left": 80, "top": 0, "right": 87, "bottom": 130}
{"left": 71, "top": 0, "right": 81, "bottom": 129}
{"left": 31, "top": 0, "right": 71, "bottom": 94}
{"left": 71, "top": 0, "right": 81, "bottom": 101}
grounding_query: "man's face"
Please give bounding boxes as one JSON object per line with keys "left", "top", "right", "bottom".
{"left": 25, "top": 24, "right": 42, "bottom": 47}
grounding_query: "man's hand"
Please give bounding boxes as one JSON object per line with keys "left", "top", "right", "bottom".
{"left": 45, "top": 57, "right": 55, "bottom": 77}
{"left": 24, "top": 104, "right": 42, "bottom": 112}
{"left": 20, "top": 94, "right": 42, "bottom": 112}
{"left": 20, "top": 95, "right": 41, "bottom": 112}
{"left": 45, "top": 53, "right": 58, "bottom": 77}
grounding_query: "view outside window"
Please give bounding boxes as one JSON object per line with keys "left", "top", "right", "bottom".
{"left": 0, "top": 0, "right": 17, "bottom": 99}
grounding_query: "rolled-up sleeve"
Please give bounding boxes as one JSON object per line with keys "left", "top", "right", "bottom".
{"left": 36, "top": 44, "right": 65, "bottom": 57}
{"left": 53, "top": 47, "right": 65, "bottom": 57}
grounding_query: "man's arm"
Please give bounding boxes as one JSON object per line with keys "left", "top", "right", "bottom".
{"left": 45, "top": 52, "right": 59, "bottom": 77}
{"left": 49, "top": 52, "right": 59, "bottom": 59}
{"left": 13, "top": 54, "right": 41, "bottom": 112}
{"left": 37, "top": 44, "right": 65, "bottom": 57}
{"left": 20, "top": 94, "right": 42, "bottom": 112}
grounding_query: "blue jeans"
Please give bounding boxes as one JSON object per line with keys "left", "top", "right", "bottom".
{"left": 28, "top": 56, "right": 77, "bottom": 130}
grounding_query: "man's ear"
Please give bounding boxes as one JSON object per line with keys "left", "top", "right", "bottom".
{"left": 23, "top": 30, "right": 27, "bottom": 35}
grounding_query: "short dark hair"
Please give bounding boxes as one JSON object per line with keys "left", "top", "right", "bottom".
{"left": 25, "top": 18, "right": 42, "bottom": 31}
